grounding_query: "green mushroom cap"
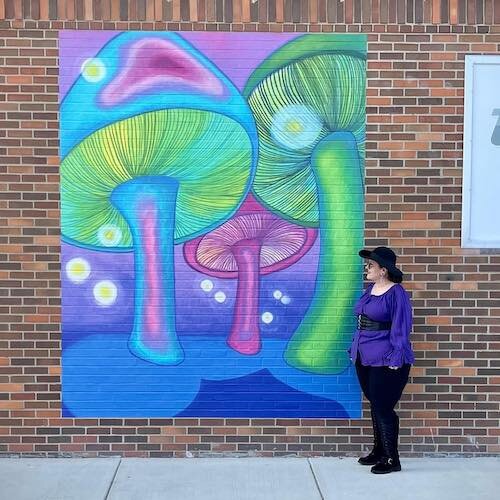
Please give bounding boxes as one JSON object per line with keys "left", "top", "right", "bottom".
{"left": 245, "top": 36, "right": 366, "bottom": 226}
{"left": 61, "top": 108, "right": 254, "bottom": 250}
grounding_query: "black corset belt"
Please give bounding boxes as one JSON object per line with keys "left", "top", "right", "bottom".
{"left": 357, "top": 314, "right": 392, "bottom": 331}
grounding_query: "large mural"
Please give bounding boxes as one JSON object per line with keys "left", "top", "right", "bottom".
{"left": 60, "top": 31, "right": 366, "bottom": 418}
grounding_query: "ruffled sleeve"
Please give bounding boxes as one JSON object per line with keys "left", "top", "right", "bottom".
{"left": 387, "top": 285, "right": 413, "bottom": 367}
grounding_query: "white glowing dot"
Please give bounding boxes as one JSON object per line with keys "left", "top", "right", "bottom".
{"left": 261, "top": 312, "right": 274, "bottom": 324}
{"left": 81, "top": 58, "right": 106, "bottom": 83}
{"left": 93, "top": 280, "right": 118, "bottom": 306}
{"left": 97, "top": 224, "right": 122, "bottom": 247}
{"left": 66, "top": 257, "right": 91, "bottom": 284}
{"left": 273, "top": 290, "right": 283, "bottom": 300}
{"left": 214, "top": 291, "right": 226, "bottom": 303}
{"left": 281, "top": 295, "right": 291, "bottom": 305}
{"left": 270, "top": 104, "right": 323, "bottom": 150}
{"left": 200, "top": 279, "right": 214, "bottom": 292}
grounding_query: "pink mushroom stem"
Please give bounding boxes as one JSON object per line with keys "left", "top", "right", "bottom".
{"left": 227, "top": 238, "right": 262, "bottom": 355}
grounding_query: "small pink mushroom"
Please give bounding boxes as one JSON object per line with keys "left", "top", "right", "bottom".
{"left": 184, "top": 206, "right": 316, "bottom": 355}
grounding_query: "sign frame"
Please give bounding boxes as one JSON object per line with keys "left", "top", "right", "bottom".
{"left": 462, "top": 54, "right": 500, "bottom": 248}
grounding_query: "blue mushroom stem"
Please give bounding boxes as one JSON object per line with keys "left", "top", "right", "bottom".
{"left": 111, "top": 176, "right": 184, "bottom": 365}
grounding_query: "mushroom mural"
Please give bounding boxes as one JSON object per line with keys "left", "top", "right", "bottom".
{"left": 61, "top": 32, "right": 257, "bottom": 365}
{"left": 61, "top": 32, "right": 366, "bottom": 420}
{"left": 244, "top": 34, "right": 366, "bottom": 374}
{"left": 183, "top": 196, "right": 317, "bottom": 355}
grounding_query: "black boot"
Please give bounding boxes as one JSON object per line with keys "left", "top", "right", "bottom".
{"left": 371, "top": 414, "right": 401, "bottom": 474}
{"left": 358, "top": 410, "right": 382, "bottom": 466}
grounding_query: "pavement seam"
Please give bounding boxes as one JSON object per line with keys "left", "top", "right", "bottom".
{"left": 104, "top": 458, "right": 122, "bottom": 500}
{"left": 307, "top": 459, "right": 325, "bottom": 500}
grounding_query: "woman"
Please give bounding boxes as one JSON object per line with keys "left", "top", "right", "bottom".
{"left": 349, "top": 246, "right": 415, "bottom": 474}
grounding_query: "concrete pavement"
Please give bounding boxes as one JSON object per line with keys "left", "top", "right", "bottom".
{"left": 0, "top": 457, "right": 499, "bottom": 500}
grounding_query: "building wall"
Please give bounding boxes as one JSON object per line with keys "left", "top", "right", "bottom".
{"left": 1, "top": 1, "right": 500, "bottom": 456}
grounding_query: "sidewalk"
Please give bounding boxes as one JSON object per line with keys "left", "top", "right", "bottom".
{"left": 0, "top": 457, "right": 499, "bottom": 500}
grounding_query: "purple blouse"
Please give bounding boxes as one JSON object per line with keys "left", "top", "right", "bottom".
{"left": 349, "top": 283, "right": 415, "bottom": 367}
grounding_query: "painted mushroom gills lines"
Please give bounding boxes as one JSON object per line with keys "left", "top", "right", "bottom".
{"left": 62, "top": 109, "right": 254, "bottom": 249}
{"left": 248, "top": 53, "right": 365, "bottom": 226}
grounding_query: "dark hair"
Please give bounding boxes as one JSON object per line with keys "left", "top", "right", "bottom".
{"left": 387, "top": 270, "right": 403, "bottom": 284}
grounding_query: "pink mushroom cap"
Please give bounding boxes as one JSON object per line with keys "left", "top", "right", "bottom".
{"left": 183, "top": 212, "right": 317, "bottom": 279}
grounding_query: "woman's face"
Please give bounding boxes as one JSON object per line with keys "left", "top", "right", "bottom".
{"left": 364, "top": 259, "right": 383, "bottom": 281}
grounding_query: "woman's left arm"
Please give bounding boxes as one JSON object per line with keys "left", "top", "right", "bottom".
{"left": 387, "top": 286, "right": 413, "bottom": 369}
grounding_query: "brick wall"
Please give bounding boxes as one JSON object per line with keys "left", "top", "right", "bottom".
{"left": 1, "top": 1, "right": 499, "bottom": 457}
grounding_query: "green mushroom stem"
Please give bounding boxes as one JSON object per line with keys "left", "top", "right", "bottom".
{"left": 284, "top": 131, "right": 364, "bottom": 375}
{"left": 110, "top": 176, "right": 184, "bottom": 365}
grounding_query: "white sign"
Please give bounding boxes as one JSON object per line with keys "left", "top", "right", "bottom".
{"left": 462, "top": 55, "right": 500, "bottom": 248}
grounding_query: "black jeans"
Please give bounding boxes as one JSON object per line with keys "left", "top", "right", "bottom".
{"left": 355, "top": 357, "right": 410, "bottom": 457}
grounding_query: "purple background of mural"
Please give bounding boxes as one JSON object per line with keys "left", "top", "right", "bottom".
{"left": 59, "top": 31, "right": 298, "bottom": 99}
{"left": 62, "top": 240, "right": 319, "bottom": 344}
